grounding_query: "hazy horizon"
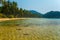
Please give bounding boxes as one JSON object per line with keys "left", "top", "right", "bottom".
{"left": 10, "top": 0, "right": 60, "bottom": 14}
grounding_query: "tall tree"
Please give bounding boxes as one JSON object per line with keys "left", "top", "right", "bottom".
{"left": 20, "top": 8, "right": 23, "bottom": 17}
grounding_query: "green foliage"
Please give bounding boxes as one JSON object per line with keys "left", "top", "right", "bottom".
{"left": 0, "top": 0, "right": 42, "bottom": 18}
{"left": 9, "top": 15, "right": 14, "bottom": 18}
{"left": 0, "top": 13, "right": 7, "bottom": 18}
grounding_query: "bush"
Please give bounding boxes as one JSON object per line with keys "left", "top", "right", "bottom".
{"left": 9, "top": 15, "right": 15, "bottom": 18}
{"left": 0, "top": 13, "right": 7, "bottom": 18}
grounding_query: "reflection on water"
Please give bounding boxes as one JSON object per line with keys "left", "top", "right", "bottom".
{"left": 22, "top": 18, "right": 60, "bottom": 27}
{"left": 0, "top": 18, "right": 60, "bottom": 27}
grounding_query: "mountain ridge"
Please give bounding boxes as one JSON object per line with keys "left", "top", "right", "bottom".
{"left": 29, "top": 10, "right": 60, "bottom": 18}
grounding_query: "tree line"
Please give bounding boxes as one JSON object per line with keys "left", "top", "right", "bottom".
{"left": 0, "top": 0, "right": 41, "bottom": 18}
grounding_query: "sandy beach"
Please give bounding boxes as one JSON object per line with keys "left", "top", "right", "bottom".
{"left": 0, "top": 18, "right": 28, "bottom": 22}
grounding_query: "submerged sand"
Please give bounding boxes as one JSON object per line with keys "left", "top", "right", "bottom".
{"left": 0, "top": 18, "right": 60, "bottom": 40}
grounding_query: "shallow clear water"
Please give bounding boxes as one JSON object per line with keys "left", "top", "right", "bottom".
{"left": 21, "top": 18, "right": 60, "bottom": 27}
{"left": 0, "top": 18, "right": 60, "bottom": 27}
{"left": 0, "top": 18, "right": 60, "bottom": 40}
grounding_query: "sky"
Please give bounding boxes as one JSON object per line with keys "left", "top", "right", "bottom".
{"left": 10, "top": 0, "right": 60, "bottom": 14}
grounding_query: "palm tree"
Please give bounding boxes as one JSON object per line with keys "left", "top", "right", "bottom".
{"left": 0, "top": 0, "right": 6, "bottom": 6}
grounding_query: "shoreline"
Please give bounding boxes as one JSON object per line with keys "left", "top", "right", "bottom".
{"left": 0, "top": 18, "right": 28, "bottom": 22}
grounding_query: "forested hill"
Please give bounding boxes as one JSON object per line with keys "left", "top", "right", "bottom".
{"left": 29, "top": 10, "right": 43, "bottom": 18}
{"left": 0, "top": 0, "right": 43, "bottom": 18}
{"left": 43, "top": 11, "right": 60, "bottom": 18}
{"left": 0, "top": 0, "right": 60, "bottom": 18}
